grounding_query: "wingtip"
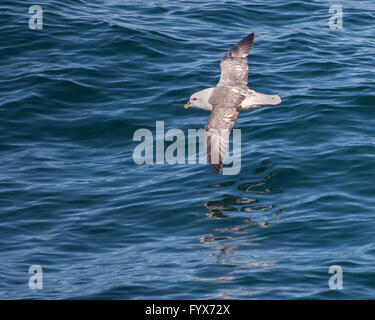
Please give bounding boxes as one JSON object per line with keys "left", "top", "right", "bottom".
{"left": 230, "top": 32, "right": 255, "bottom": 58}
{"left": 243, "top": 32, "right": 255, "bottom": 46}
{"left": 210, "top": 163, "right": 223, "bottom": 174}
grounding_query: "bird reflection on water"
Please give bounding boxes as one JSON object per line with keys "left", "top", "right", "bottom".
{"left": 202, "top": 170, "right": 283, "bottom": 222}
{"left": 198, "top": 166, "right": 286, "bottom": 245}
{"left": 195, "top": 165, "right": 286, "bottom": 297}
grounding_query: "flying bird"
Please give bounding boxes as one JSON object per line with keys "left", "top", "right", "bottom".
{"left": 184, "top": 33, "right": 281, "bottom": 174}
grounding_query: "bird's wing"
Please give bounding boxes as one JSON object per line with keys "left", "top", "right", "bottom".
{"left": 205, "top": 105, "right": 239, "bottom": 174}
{"left": 217, "top": 33, "right": 255, "bottom": 87}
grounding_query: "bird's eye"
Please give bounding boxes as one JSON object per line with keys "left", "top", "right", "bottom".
{"left": 192, "top": 98, "right": 196, "bottom": 100}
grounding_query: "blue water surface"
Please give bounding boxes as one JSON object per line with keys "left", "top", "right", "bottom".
{"left": 1, "top": 0, "right": 375, "bottom": 299}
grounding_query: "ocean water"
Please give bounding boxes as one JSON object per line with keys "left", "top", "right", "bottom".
{"left": 1, "top": 0, "right": 375, "bottom": 299}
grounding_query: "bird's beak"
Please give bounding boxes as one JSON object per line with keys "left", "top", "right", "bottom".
{"left": 184, "top": 101, "right": 191, "bottom": 109}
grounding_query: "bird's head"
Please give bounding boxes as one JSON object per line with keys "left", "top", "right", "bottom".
{"left": 184, "top": 88, "right": 214, "bottom": 111}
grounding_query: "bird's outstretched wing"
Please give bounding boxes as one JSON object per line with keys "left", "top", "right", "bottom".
{"left": 217, "top": 33, "right": 255, "bottom": 87}
{"left": 205, "top": 106, "right": 239, "bottom": 174}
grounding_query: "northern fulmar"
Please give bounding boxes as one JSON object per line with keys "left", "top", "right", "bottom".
{"left": 184, "top": 33, "right": 281, "bottom": 174}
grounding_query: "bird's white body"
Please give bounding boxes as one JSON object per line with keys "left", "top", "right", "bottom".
{"left": 188, "top": 87, "right": 281, "bottom": 112}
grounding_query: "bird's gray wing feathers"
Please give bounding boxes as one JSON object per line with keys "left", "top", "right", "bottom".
{"left": 217, "top": 33, "right": 255, "bottom": 87}
{"left": 224, "top": 32, "right": 255, "bottom": 59}
{"left": 205, "top": 106, "right": 239, "bottom": 174}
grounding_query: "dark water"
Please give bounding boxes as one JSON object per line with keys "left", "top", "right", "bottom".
{"left": 1, "top": 0, "right": 375, "bottom": 299}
